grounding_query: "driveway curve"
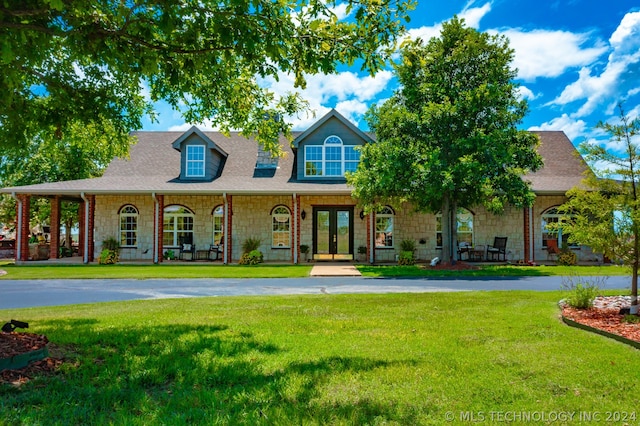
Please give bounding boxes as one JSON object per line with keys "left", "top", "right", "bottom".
{"left": 0, "top": 275, "right": 631, "bottom": 309}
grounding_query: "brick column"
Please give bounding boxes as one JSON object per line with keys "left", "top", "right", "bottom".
{"left": 78, "top": 201, "right": 85, "bottom": 258}
{"left": 524, "top": 206, "right": 535, "bottom": 263}
{"left": 155, "top": 194, "right": 164, "bottom": 264}
{"left": 226, "top": 194, "right": 233, "bottom": 263}
{"left": 87, "top": 195, "right": 95, "bottom": 263}
{"left": 369, "top": 212, "right": 375, "bottom": 264}
{"left": 49, "top": 196, "right": 61, "bottom": 259}
{"left": 17, "top": 195, "right": 31, "bottom": 261}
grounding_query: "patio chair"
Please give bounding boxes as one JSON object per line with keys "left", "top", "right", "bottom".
{"left": 546, "top": 239, "right": 560, "bottom": 261}
{"left": 208, "top": 244, "right": 222, "bottom": 261}
{"left": 178, "top": 236, "right": 195, "bottom": 261}
{"left": 487, "top": 237, "right": 507, "bottom": 261}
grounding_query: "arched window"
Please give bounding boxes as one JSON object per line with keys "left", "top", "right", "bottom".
{"left": 212, "top": 205, "right": 224, "bottom": 245}
{"left": 375, "top": 206, "right": 395, "bottom": 248}
{"left": 271, "top": 205, "right": 291, "bottom": 248}
{"left": 119, "top": 205, "right": 138, "bottom": 247}
{"left": 436, "top": 208, "right": 474, "bottom": 247}
{"left": 163, "top": 205, "right": 194, "bottom": 247}
{"left": 541, "top": 207, "right": 575, "bottom": 247}
{"left": 304, "top": 135, "right": 361, "bottom": 177}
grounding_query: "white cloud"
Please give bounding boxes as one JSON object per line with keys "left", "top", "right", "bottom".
{"left": 517, "top": 85, "right": 537, "bottom": 101}
{"left": 459, "top": 1, "right": 491, "bottom": 29}
{"left": 330, "top": 3, "right": 351, "bottom": 20}
{"left": 405, "top": 1, "right": 491, "bottom": 43}
{"left": 528, "top": 114, "right": 587, "bottom": 141}
{"left": 549, "top": 10, "right": 640, "bottom": 117}
{"left": 497, "top": 29, "right": 607, "bottom": 81}
{"left": 259, "top": 70, "right": 394, "bottom": 129}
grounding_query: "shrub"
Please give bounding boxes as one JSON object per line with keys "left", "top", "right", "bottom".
{"left": 163, "top": 250, "right": 176, "bottom": 260}
{"left": 242, "top": 237, "right": 261, "bottom": 254}
{"left": 239, "top": 249, "right": 263, "bottom": 265}
{"left": 300, "top": 244, "right": 310, "bottom": 254}
{"left": 99, "top": 249, "right": 119, "bottom": 265}
{"left": 623, "top": 314, "right": 640, "bottom": 324}
{"left": 102, "top": 237, "right": 120, "bottom": 251}
{"left": 557, "top": 250, "right": 577, "bottom": 266}
{"left": 358, "top": 246, "right": 367, "bottom": 254}
{"left": 400, "top": 239, "right": 416, "bottom": 252}
{"left": 398, "top": 250, "right": 415, "bottom": 266}
{"left": 561, "top": 275, "right": 604, "bottom": 309}
{"left": 99, "top": 237, "right": 120, "bottom": 264}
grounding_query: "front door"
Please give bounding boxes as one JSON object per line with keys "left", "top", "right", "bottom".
{"left": 313, "top": 207, "right": 354, "bottom": 260}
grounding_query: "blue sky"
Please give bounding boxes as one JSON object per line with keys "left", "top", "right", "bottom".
{"left": 143, "top": 0, "right": 640, "bottom": 150}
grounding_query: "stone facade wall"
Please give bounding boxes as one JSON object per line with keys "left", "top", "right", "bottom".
{"left": 232, "top": 195, "right": 295, "bottom": 262}
{"left": 94, "top": 195, "right": 156, "bottom": 261}
{"left": 92, "top": 192, "right": 601, "bottom": 264}
{"left": 532, "top": 195, "right": 602, "bottom": 263}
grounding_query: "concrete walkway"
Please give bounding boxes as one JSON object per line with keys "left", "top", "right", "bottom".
{"left": 310, "top": 262, "right": 362, "bottom": 276}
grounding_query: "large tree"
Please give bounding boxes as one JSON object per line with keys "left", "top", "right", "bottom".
{"left": 348, "top": 17, "right": 543, "bottom": 263}
{"left": 0, "top": 0, "right": 412, "bottom": 155}
{"left": 556, "top": 104, "right": 640, "bottom": 315}
{"left": 0, "top": 120, "right": 131, "bottom": 246}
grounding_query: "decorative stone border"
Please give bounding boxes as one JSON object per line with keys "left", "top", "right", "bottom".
{"left": 562, "top": 316, "right": 640, "bottom": 350}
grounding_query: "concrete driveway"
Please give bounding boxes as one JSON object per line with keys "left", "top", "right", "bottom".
{"left": 0, "top": 275, "right": 631, "bottom": 309}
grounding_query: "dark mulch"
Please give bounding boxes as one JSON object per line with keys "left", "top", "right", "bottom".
{"left": 1, "top": 332, "right": 64, "bottom": 386}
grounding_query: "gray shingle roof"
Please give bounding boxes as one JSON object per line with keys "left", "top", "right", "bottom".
{"left": 0, "top": 129, "right": 589, "bottom": 197}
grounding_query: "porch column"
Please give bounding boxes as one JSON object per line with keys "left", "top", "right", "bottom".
{"left": 15, "top": 194, "right": 30, "bottom": 262}
{"left": 292, "top": 193, "right": 298, "bottom": 264}
{"left": 524, "top": 206, "right": 534, "bottom": 263}
{"left": 369, "top": 211, "right": 375, "bottom": 264}
{"left": 154, "top": 194, "right": 164, "bottom": 263}
{"left": 224, "top": 194, "right": 233, "bottom": 264}
{"left": 49, "top": 196, "right": 61, "bottom": 259}
{"left": 78, "top": 201, "right": 85, "bottom": 258}
{"left": 81, "top": 193, "right": 95, "bottom": 263}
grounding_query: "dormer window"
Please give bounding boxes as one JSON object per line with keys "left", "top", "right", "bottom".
{"left": 186, "top": 145, "right": 205, "bottom": 177}
{"left": 304, "top": 135, "right": 361, "bottom": 177}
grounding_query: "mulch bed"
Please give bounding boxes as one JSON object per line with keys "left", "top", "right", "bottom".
{"left": 561, "top": 305, "right": 640, "bottom": 344}
{"left": 1, "top": 332, "right": 64, "bottom": 386}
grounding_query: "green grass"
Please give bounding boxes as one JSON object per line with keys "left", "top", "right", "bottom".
{"left": 358, "top": 264, "right": 631, "bottom": 277}
{"left": 0, "top": 263, "right": 313, "bottom": 279}
{"left": 1, "top": 291, "right": 638, "bottom": 424}
{"left": 0, "top": 260, "right": 631, "bottom": 280}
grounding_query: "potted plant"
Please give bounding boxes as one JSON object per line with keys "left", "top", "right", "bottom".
{"left": 99, "top": 237, "right": 120, "bottom": 264}
{"left": 398, "top": 239, "right": 416, "bottom": 265}
{"left": 300, "top": 244, "right": 310, "bottom": 262}
{"left": 239, "top": 237, "right": 263, "bottom": 265}
{"left": 163, "top": 249, "right": 176, "bottom": 261}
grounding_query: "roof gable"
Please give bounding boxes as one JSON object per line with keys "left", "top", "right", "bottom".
{"left": 171, "top": 126, "right": 228, "bottom": 158}
{"left": 293, "top": 109, "right": 374, "bottom": 148}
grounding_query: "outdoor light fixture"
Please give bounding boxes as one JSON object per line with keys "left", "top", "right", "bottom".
{"left": 301, "top": 210, "right": 306, "bottom": 220}
{"left": 359, "top": 210, "right": 365, "bottom": 220}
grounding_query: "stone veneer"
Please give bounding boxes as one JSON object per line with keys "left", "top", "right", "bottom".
{"left": 92, "top": 193, "right": 600, "bottom": 264}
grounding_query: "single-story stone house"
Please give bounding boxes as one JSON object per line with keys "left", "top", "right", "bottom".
{"left": 0, "top": 109, "right": 599, "bottom": 264}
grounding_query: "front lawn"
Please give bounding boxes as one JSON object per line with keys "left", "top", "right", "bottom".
{"left": 0, "top": 260, "right": 630, "bottom": 280}
{"left": 0, "top": 263, "right": 312, "bottom": 279}
{"left": 1, "top": 291, "right": 637, "bottom": 424}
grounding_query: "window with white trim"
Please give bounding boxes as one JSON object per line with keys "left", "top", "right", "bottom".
{"left": 271, "top": 205, "right": 291, "bottom": 248}
{"left": 212, "top": 205, "right": 224, "bottom": 245}
{"left": 186, "top": 145, "right": 205, "bottom": 177}
{"left": 375, "top": 206, "right": 395, "bottom": 248}
{"left": 119, "top": 205, "right": 138, "bottom": 247}
{"left": 436, "top": 208, "right": 474, "bottom": 247}
{"left": 163, "top": 205, "right": 194, "bottom": 247}
{"left": 304, "top": 135, "right": 361, "bottom": 177}
{"left": 542, "top": 207, "right": 575, "bottom": 247}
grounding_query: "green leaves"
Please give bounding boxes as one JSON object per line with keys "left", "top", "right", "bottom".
{"left": 0, "top": 0, "right": 412, "bottom": 155}
{"left": 349, "top": 17, "right": 542, "bottom": 260}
